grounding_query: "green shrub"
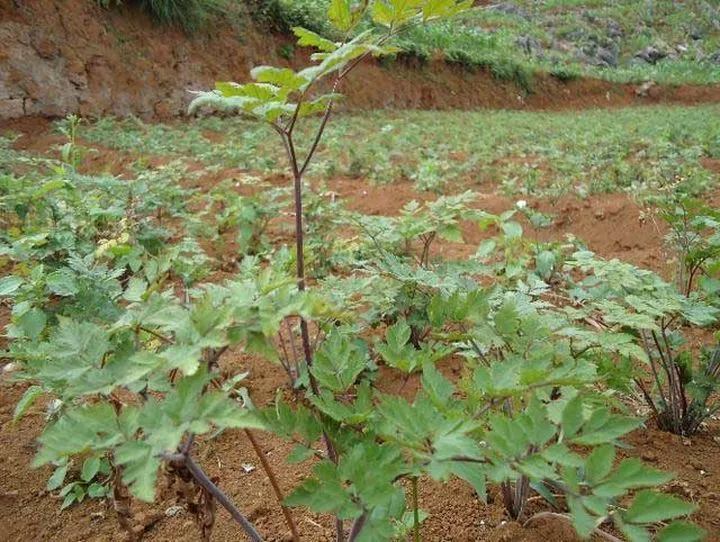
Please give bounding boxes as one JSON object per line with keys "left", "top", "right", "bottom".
{"left": 96, "top": 0, "right": 230, "bottom": 32}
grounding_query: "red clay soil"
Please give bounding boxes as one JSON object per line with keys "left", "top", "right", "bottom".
{"left": 2, "top": 0, "right": 720, "bottom": 121}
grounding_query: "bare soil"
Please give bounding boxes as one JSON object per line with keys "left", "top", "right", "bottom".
{"left": 2, "top": 124, "right": 720, "bottom": 541}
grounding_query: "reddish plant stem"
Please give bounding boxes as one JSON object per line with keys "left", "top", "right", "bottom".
{"left": 179, "top": 452, "right": 264, "bottom": 542}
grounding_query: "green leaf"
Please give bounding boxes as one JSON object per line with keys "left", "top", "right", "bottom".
{"left": 293, "top": 27, "right": 337, "bottom": 52}
{"left": 285, "top": 461, "right": 358, "bottom": 519}
{"left": 47, "top": 464, "right": 68, "bottom": 491}
{"left": 562, "top": 396, "right": 584, "bottom": 438}
{"left": 619, "top": 522, "right": 651, "bottom": 542}
{"left": 572, "top": 408, "right": 641, "bottom": 446}
{"left": 568, "top": 496, "right": 597, "bottom": 539}
{"left": 657, "top": 522, "right": 706, "bottom": 542}
{"left": 422, "top": 362, "right": 453, "bottom": 406}
{"left": 452, "top": 461, "right": 487, "bottom": 502}
{"left": 61, "top": 491, "right": 77, "bottom": 511}
{"left": 123, "top": 277, "right": 147, "bottom": 302}
{"left": 13, "top": 385, "right": 44, "bottom": 423}
{"left": 423, "top": 0, "right": 473, "bottom": 21}
{"left": 624, "top": 491, "right": 696, "bottom": 524}
{"left": 536, "top": 250, "right": 556, "bottom": 279}
{"left": 584, "top": 444, "right": 615, "bottom": 486}
{"left": 594, "top": 458, "right": 673, "bottom": 497}
{"left": 114, "top": 441, "right": 160, "bottom": 502}
{"left": 502, "top": 221, "right": 523, "bottom": 239}
{"left": 250, "top": 66, "right": 308, "bottom": 91}
{"left": 311, "top": 331, "right": 368, "bottom": 392}
{"left": 18, "top": 308, "right": 47, "bottom": 339}
{"left": 46, "top": 270, "right": 79, "bottom": 297}
{"left": 88, "top": 482, "right": 109, "bottom": 498}
{"left": 34, "top": 403, "right": 120, "bottom": 467}
{"left": 81, "top": 457, "right": 101, "bottom": 482}
{"left": 287, "top": 444, "right": 315, "bottom": 464}
{"left": 0, "top": 276, "right": 23, "bottom": 296}
{"left": 328, "top": 0, "right": 353, "bottom": 32}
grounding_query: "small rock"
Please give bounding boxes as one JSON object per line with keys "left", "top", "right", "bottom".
{"left": 635, "top": 80, "right": 657, "bottom": 97}
{"left": 682, "top": 438, "right": 692, "bottom": 446}
{"left": 596, "top": 47, "right": 618, "bottom": 67}
{"left": 34, "top": 39, "right": 58, "bottom": 60}
{"left": 165, "top": 505, "right": 184, "bottom": 517}
{"left": 488, "top": 3, "right": 530, "bottom": 19}
{"left": 690, "top": 28, "right": 703, "bottom": 40}
{"left": 606, "top": 21, "right": 624, "bottom": 39}
{"left": 1, "top": 363, "right": 18, "bottom": 374}
{"left": 517, "top": 36, "right": 542, "bottom": 56}
{"left": 641, "top": 451, "right": 658, "bottom": 462}
{"left": 634, "top": 46, "right": 667, "bottom": 64}
{"left": 0, "top": 99, "right": 25, "bottom": 120}
{"left": 690, "top": 459, "right": 704, "bottom": 470}
{"left": 707, "top": 50, "right": 720, "bottom": 66}
{"left": 594, "top": 209, "right": 605, "bottom": 220}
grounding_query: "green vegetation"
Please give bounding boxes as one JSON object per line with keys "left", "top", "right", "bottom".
{"left": 96, "top": 0, "right": 720, "bottom": 85}
{"left": 83, "top": 105, "right": 720, "bottom": 199}
{"left": 256, "top": 0, "right": 720, "bottom": 84}
{"left": 95, "top": 0, "right": 242, "bottom": 32}
{"left": 2, "top": 2, "right": 720, "bottom": 542}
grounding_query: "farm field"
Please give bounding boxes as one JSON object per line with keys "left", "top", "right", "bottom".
{"left": 2, "top": 103, "right": 720, "bottom": 541}
{"left": 2, "top": 2, "right": 720, "bottom": 542}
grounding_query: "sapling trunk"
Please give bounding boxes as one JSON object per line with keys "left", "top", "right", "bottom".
{"left": 281, "top": 127, "right": 344, "bottom": 542}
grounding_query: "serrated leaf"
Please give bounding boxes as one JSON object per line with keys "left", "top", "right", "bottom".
{"left": 568, "top": 496, "right": 597, "bottom": 539}
{"left": 452, "top": 461, "right": 487, "bottom": 502}
{"left": 619, "top": 522, "right": 651, "bottom": 542}
{"left": 13, "top": 385, "right": 44, "bottom": 423}
{"left": 594, "top": 458, "right": 673, "bottom": 497}
{"left": 584, "top": 444, "right": 615, "bottom": 486}
{"left": 285, "top": 461, "right": 358, "bottom": 518}
{"left": 311, "top": 331, "right": 368, "bottom": 392}
{"left": 18, "top": 308, "right": 46, "bottom": 339}
{"left": 624, "top": 491, "right": 696, "bottom": 524}
{"left": 46, "top": 270, "right": 78, "bottom": 297}
{"left": 572, "top": 414, "right": 642, "bottom": 446}
{"left": 562, "top": 396, "right": 584, "bottom": 438}
{"left": 328, "top": 0, "right": 353, "bottom": 32}
{"left": 293, "top": 27, "right": 337, "bottom": 52}
{"left": 123, "top": 277, "right": 147, "bottom": 302}
{"left": 0, "top": 276, "right": 23, "bottom": 296}
{"left": 422, "top": 362, "right": 453, "bottom": 406}
{"left": 250, "top": 66, "right": 308, "bottom": 90}
{"left": 287, "top": 444, "right": 315, "bottom": 464}
{"left": 502, "top": 221, "right": 523, "bottom": 239}
{"left": 657, "top": 521, "right": 706, "bottom": 542}
{"left": 114, "top": 441, "right": 160, "bottom": 502}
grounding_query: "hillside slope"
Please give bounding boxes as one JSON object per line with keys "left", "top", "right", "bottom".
{"left": 1, "top": 0, "right": 720, "bottom": 120}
